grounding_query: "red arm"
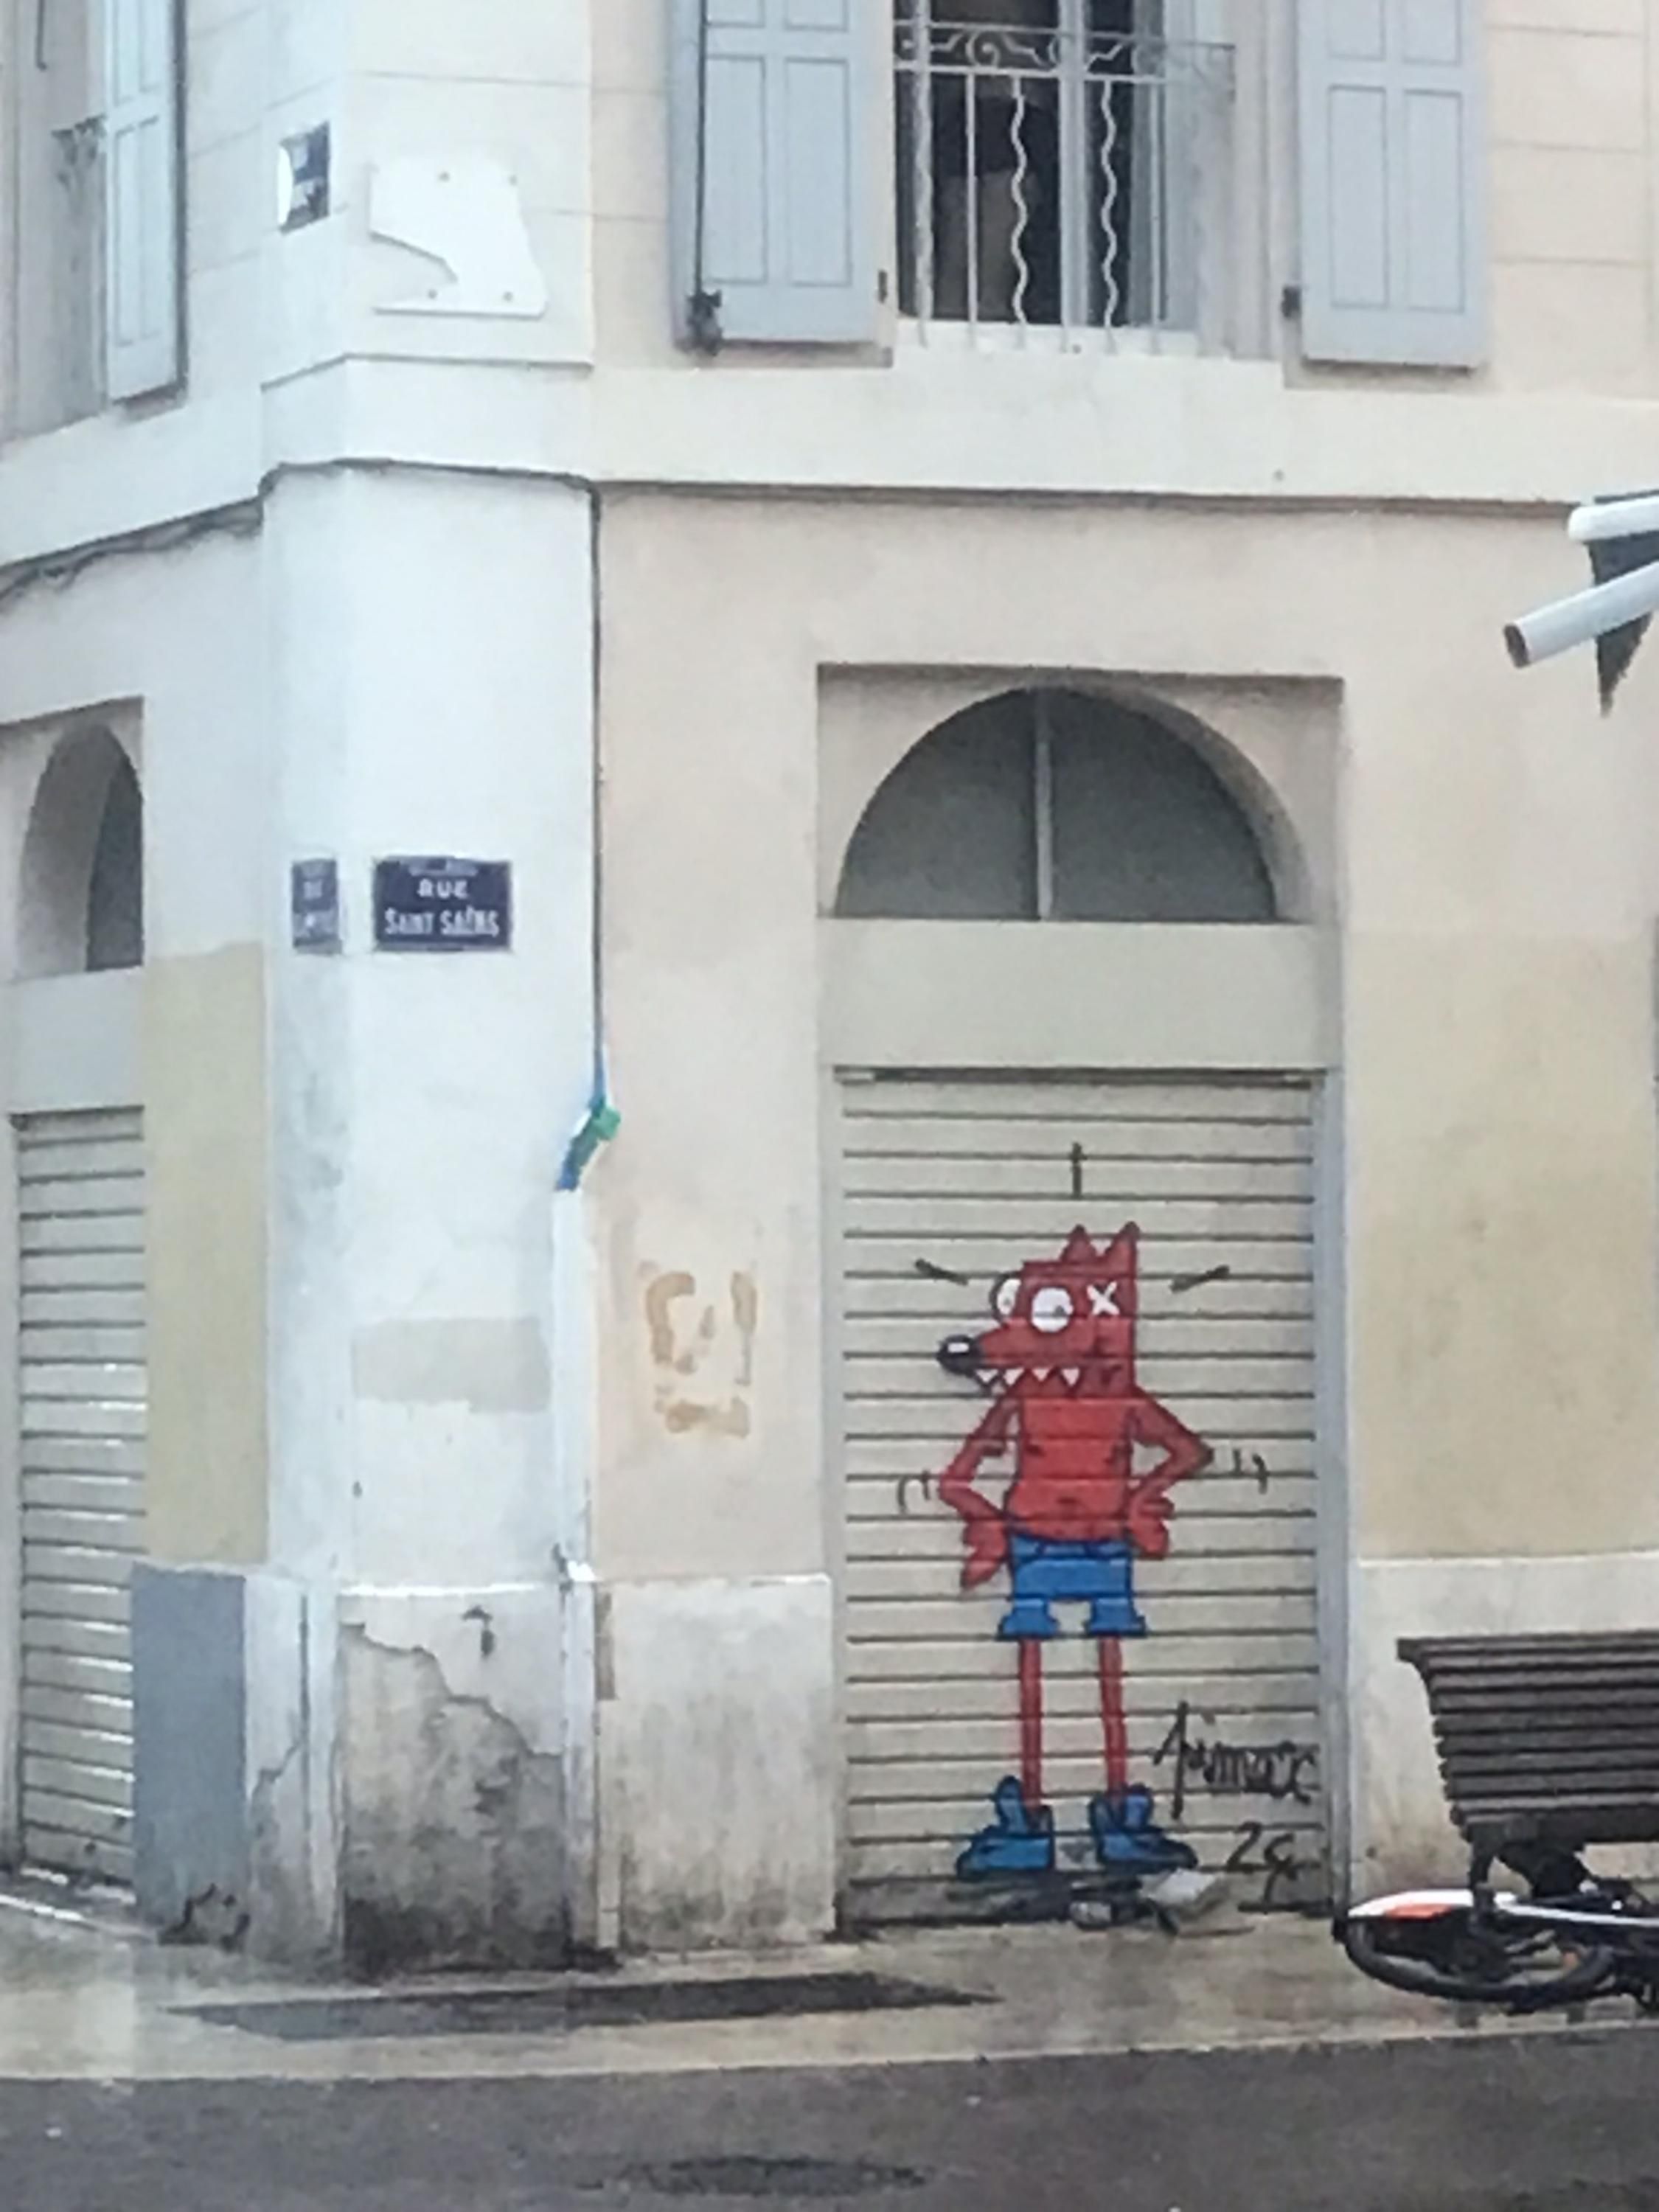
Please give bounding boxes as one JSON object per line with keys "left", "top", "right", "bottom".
{"left": 938, "top": 1391, "right": 1018, "bottom": 1587}
{"left": 1124, "top": 1395, "right": 1211, "bottom": 1559}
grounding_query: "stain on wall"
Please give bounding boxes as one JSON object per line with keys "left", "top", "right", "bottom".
{"left": 350, "top": 1318, "right": 551, "bottom": 1415}
{"left": 642, "top": 1265, "right": 759, "bottom": 1438}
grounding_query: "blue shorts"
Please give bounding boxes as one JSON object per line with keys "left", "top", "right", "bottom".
{"left": 997, "top": 1534, "right": 1147, "bottom": 1641}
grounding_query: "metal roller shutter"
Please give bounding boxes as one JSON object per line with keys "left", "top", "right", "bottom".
{"left": 16, "top": 1110, "right": 145, "bottom": 1885}
{"left": 839, "top": 1074, "right": 1324, "bottom": 1921}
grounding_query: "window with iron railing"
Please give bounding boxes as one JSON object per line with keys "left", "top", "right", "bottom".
{"left": 3, "top": 0, "right": 183, "bottom": 440}
{"left": 670, "top": 0, "right": 1486, "bottom": 372}
{"left": 894, "top": 1, "right": 1235, "bottom": 345}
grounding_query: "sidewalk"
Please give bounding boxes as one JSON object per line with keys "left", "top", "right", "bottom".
{"left": 0, "top": 1886, "right": 1602, "bottom": 2087}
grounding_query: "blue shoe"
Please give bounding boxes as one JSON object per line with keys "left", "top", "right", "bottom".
{"left": 956, "top": 1777, "right": 1056, "bottom": 1879}
{"left": 1089, "top": 1786, "right": 1197, "bottom": 1876}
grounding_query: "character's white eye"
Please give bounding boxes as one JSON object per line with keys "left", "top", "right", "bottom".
{"left": 1030, "top": 1286, "right": 1074, "bottom": 1335}
{"left": 992, "top": 1275, "right": 1020, "bottom": 1321}
{"left": 1088, "top": 1281, "right": 1124, "bottom": 1318}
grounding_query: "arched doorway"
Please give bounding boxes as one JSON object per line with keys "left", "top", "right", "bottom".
{"left": 827, "top": 686, "right": 1327, "bottom": 1926}
{"left": 10, "top": 726, "right": 147, "bottom": 1885}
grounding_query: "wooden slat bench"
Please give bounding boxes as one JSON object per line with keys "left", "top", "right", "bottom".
{"left": 1400, "top": 1632, "right": 1659, "bottom": 1891}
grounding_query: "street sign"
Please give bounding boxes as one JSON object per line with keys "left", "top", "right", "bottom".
{"left": 291, "top": 858, "right": 341, "bottom": 953}
{"left": 373, "top": 858, "right": 512, "bottom": 952}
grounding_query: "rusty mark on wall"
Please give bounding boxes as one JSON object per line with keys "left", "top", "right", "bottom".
{"left": 643, "top": 1265, "right": 759, "bottom": 1439}
{"left": 731, "top": 1272, "right": 759, "bottom": 1388}
{"left": 644, "top": 1273, "right": 696, "bottom": 1372}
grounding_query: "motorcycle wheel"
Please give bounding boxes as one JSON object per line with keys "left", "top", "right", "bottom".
{"left": 1341, "top": 1907, "right": 1615, "bottom": 2011}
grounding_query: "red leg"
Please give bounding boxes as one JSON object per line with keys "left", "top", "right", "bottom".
{"left": 1018, "top": 1640, "right": 1045, "bottom": 1809}
{"left": 1097, "top": 1637, "right": 1130, "bottom": 1800}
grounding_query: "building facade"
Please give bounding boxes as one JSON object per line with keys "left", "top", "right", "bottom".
{"left": 1, "top": 0, "right": 1658, "bottom": 1964}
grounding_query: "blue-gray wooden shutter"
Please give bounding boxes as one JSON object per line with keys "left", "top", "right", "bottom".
{"left": 105, "top": 0, "right": 184, "bottom": 399}
{"left": 670, "top": 0, "right": 878, "bottom": 347}
{"left": 1298, "top": 0, "right": 1486, "bottom": 368}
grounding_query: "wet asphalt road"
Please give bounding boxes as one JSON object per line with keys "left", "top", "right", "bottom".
{"left": 3, "top": 2034, "right": 1659, "bottom": 2212}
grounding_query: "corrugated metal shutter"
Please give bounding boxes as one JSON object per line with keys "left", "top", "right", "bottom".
{"left": 839, "top": 1074, "right": 1325, "bottom": 1920}
{"left": 17, "top": 1110, "right": 146, "bottom": 1884}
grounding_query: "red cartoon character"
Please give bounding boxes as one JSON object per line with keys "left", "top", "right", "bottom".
{"left": 936, "top": 1225, "right": 1211, "bottom": 1879}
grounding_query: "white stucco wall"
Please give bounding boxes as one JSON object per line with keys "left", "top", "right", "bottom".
{"left": 251, "top": 462, "right": 599, "bottom": 1960}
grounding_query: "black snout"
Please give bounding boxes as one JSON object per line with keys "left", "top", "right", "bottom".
{"left": 937, "top": 1333, "right": 984, "bottom": 1380}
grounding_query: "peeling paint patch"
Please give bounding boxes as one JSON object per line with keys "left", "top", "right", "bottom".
{"left": 351, "top": 1318, "right": 550, "bottom": 1414}
{"left": 341, "top": 1627, "right": 567, "bottom": 1974}
{"left": 641, "top": 1266, "right": 759, "bottom": 1438}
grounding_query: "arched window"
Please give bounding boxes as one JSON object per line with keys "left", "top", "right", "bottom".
{"left": 18, "top": 730, "right": 145, "bottom": 978}
{"left": 836, "top": 689, "right": 1277, "bottom": 923}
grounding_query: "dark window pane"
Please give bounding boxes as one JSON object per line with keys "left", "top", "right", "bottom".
{"left": 838, "top": 700, "right": 1037, "bottom": 919}
{"left": 1047, "top": 695, "right": 1276, "bottom": 922}
{"left": 86, "top": 758, "right": 144, "bottom": 972}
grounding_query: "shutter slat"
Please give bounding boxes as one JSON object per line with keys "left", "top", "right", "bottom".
{"left": 23, "top": 1614, "right": 133, "bottom": 1662}
{"left": 23, "top": 1545, "right": 135, "bottom": 1590}
{"left": 846, "top": 1441, "right": 1315, "bottom": 1483}
{"left": 844, "top": 1354, "right": 1315, "bottom": 1399}
{"left": 844, "top": 1397, "right": 1315, "bottom": 1444}
{"left": 20, "top": 1791, "right": 132, "bottom": 1846}
{"left": 848, "top": 1670, "right": 1322, "bottom": 1724}
{"left": 846, "top": 1116, "right": 1314, "bottom": 1164}
{"left": 22, "top": 1831, "right": 133, "bottom": 1884}
{"left": 23, "top": 1650, "right": 132, "bottom": 1697}
{"left": 851, "top": 1631, "right": 1323, "bottom": 1682}
{"left": 21, "top": 1437, "right": 146, "bottom": 1480}
{"left": 23, "top": 1473, "right": 145, "bottom": 1514}
{"left": 846, "top": 1156, "right": 1315, "bottom": 1202}
{"left": 849, "top": 1510, "right": 1315, "bottom": 1563}
{"left": 849, "top": 1796, "right": 1324, "bottom": 1848}
{"left": 23, "top": 1685, "right": 133, "bottom": 1733}
{"left": 19, "top": 1175, "right": 145, "bottom": 1220}
{"left": 22, "top": 1757, "right": 133, "bottom": 1814}
{"left": 22, "top": 1721, "right": 134, "bottom": 1775}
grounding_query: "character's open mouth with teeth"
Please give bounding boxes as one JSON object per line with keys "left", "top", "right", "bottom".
{"left": 933, "top": 1225, "right": 1212, "bottom": 1881}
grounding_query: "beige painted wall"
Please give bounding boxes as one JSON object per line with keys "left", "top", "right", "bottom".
{"left": 1486, "top": 0, "right": 1658, "bottom": 396}
{"left": 143, "top": 946, "right": 268, "bottom": 1565}
{"left": 593, "top": 0, "right": 1659, "bottom": 397}
{"left": 0, "top": 531, "right": 271, "bottom": 1580}
{"left": 596, "top": 488, "right": 1659, "bottom": 1589}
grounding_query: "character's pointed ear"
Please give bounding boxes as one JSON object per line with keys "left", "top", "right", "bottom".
{"left": 1060, "top": 1226, "right": 1096, "bottom": 1266}
{"left": 1096, "top": 1224, "right": 1141, "bottom": 1287}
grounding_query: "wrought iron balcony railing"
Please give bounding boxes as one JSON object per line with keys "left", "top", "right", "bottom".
{"left": 895, "top": 5, "right": 1239, "bottom": 349}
